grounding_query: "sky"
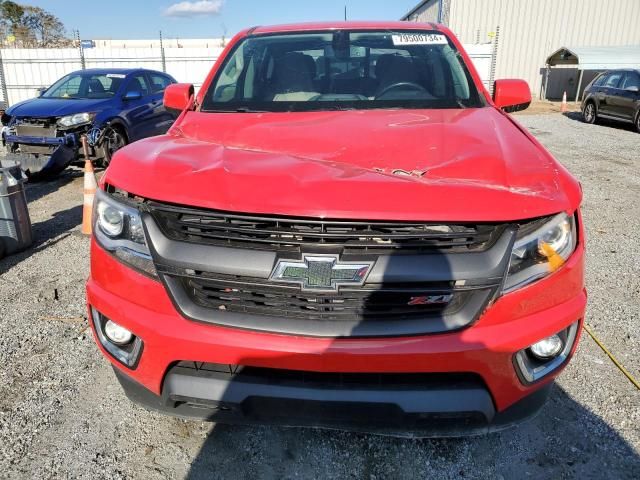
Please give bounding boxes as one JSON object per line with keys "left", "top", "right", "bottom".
{"left": 20, "top": 0, "right": 420, "bottom": 40}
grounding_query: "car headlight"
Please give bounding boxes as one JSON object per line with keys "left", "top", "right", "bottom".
{"left": 503, "top": 213, "right": 577, "bottom": 293}
{"left": 93, "top": 189, "right": 157, "bottom": 277}
{"left": 57, "top": 112, "right": 95, "bottom": 128}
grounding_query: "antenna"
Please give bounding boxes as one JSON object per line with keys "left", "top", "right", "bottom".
{"left": 344, "top": 5, "right": 347, "bottom": 21}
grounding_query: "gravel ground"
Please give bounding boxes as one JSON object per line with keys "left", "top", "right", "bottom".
{"left": 0, "top": 113, "right": 638, "bottom": 479}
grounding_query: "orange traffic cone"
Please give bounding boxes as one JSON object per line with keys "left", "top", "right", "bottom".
{"left": 560, "top": 91, "right": 568, "bottom": 113}
{"left": 81, "top": 136, "right": 97, "bottom": 235}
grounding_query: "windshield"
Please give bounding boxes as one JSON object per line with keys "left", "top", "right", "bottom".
{"left": 43, "top": 72, "right": 126, "bottom": 99}
{"left": 202, "top": 30, "right": 484, "bottom": 112}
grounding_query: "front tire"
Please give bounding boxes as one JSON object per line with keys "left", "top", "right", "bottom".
{"left": 102, "top": 126, "right": 128, "bottom": 167}
{"left": 635, "top": 111, "right": 640, "bottom": 133}
{"left": 583, "top": 102, "right": 597, "bottom": 124}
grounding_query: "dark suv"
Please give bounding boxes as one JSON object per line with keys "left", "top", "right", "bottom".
{"left": 581, "top": 69, "right": 640, "bottom": 132}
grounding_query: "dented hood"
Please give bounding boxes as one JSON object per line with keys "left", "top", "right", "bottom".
{"left": 104, "top": 107, "right": 581, "bottom": 222}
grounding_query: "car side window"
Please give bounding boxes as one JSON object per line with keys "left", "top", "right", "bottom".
{"left": 128, "top": 74, "right": 150, "bottom": 96}
{"left": 49, "top": 75, "right": 82, "bottom": 98}
{"left": 149, "top": 74, "right": 173, "bottom": 93}
{"left": 620, "top": 72, "right": 640, "bottom": 90}
{"left": 592, "top": 74, "right": 607, "bottom": 87}
{"left": 603, "top": 72, "right": 622, "bottom": 89}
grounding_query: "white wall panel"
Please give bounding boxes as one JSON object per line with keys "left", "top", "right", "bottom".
{"left": 405, "top": 0, "right": 441, "bottom": 22}
{"left": 0, "top": 46, "right": 224, "bottom": 105}
{"left": 448, "top": 0, "right": 640, "bottom": 96}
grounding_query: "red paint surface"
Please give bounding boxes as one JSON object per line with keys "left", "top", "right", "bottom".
{"left": 163, "top": 83, "right": 193, "bottom": 111}
{"left": 105, "top": 106, "right": 580, "bottom": 222}
{"left": 493, "top": 79, "right": 532, "bottom": 109}
{"left": 87, "top": 238, "right": 586, "bottom": 411}
{"left": 88, "top": 22, "right": 586, "bottom": 414}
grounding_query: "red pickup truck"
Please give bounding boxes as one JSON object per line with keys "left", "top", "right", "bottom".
{"left": 86, "top": 22, "right": 586, "bottom": 436}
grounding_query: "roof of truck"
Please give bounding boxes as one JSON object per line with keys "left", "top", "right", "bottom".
{"left": 250, "top": 21, "right": 441, "bottom": 35}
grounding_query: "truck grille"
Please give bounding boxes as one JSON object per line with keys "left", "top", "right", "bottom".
{"left": 141, "top": 199, "right": 514, "bottom": 337}
{"left": 148, "top": 202, "right": 502, "bottom": 254}
{"left": 180, "top": 273, "right": 468, "bottom": 321}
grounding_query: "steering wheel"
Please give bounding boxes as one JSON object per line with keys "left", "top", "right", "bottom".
{"left": 375, "top": 82, "right": 427, "bottom": 99}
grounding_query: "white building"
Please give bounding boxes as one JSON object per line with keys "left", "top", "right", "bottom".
{"left": 402, "top": 0, "right": 640, "bottom": 98}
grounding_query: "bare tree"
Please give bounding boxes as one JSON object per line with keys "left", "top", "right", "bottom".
{"left": 0, "top": 1, "right": 71, "bottom": 47}
{"left": 22, "top": 6, "right": 71, "bottom": 47}
{"left": 0, "top": 0, "right": 24, "bottom": 26}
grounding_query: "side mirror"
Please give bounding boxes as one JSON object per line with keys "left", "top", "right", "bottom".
{"left": 123, "top": 90, "right": 142, "bottom": 101}
{"left": 164, "top": 83, "right": 195, "bottom": 112}
{"left": 37, "top": 87, "right": 47, "bottom": 97}
{"left": 625, "top": 85, "right": 639, "bottom": 93}
{"left": 493, "top": 79, "right": 531, "bottom": 113}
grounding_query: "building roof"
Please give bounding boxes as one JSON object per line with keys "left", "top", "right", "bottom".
{"left": 546, "top": 45, "right": 640, "bottom": 70}
{"left": 400, "top": 0, "right": 435, "bottom": 21}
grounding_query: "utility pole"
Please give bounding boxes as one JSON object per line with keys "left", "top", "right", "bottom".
{"left": 159, "top": 30, "right": 166, "bottom": 73}
{"left": 0, "top": 48, "right": 9, "bottom": 108}
{"left": 344, "top": 5, "right": 347, "bottom": 21}
{"left": 75, "top": 30, "right": 85, "bottom": 70}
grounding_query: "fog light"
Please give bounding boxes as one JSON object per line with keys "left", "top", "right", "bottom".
{"left": 90, "top": 307, "right": 143, "bottom": 369}
{"left": 529, "top": 334, "right": 563, "bottom": 359}
{"left": 514, "top": 321, "right": 580, "bottom": 385}
{"left": 104, "top": 320, "right": 133, "bottom": 345}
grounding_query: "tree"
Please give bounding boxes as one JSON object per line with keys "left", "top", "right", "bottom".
{"left": 0, "top": 1, "right": 24, "bottom": 26}
{"left": 23, "top": 6, "right": 70, "bottom": 47}
{"left": 0, "top": 1, "right": 71, "bottom": 47}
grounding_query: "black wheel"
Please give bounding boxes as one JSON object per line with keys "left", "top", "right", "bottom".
{"left": 583, "top": 102, "right": 597, "bottom": 124}
{"left": 635, "top": 111, "right": 640, "bottom": 133}
{"left": 102, "top": 126, "right": 128, "bottom": 167}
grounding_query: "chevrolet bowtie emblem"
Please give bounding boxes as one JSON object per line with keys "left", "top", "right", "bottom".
{"left": 270, "top": 255, "right": 373, "bottom": 291}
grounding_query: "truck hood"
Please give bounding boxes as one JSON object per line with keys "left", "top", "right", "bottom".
{"left": 6, "top": 97, "right": 112, "bottom": 118}
{"left": 105, "top": 107, "right": 581, "bottom": 222}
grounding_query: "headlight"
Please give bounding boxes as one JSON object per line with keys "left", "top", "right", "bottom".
{"left": 503, "top": 213, "right": 577, "bottom": 293}
{"left": 97, "top": 201, "right": 124, "bottom": 237}
{"left": 57, "top": 112, "right": 95, "bottom": 128}
{"left": 93, "top": 189, "right": 157, "bottom": 277}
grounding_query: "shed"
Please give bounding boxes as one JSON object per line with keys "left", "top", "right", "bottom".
{"left": 544, "top": 46, "right": 640, "bottom": 101}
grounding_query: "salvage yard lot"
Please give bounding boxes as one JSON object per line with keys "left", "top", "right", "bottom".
{"left": 0, "top": 113, "right": 638, "bottom": 479}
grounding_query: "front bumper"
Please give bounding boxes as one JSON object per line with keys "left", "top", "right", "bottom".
{"left": 5, "top": 132, "right": 77, "bottom": 148}
{"left": 87, "top": 235, "right": 586, "bottom": 435}
{"left": 5, "top": 131, "right": 79, "bottom": 175}
{"left": 113, "top": 362, "right": 553, "bottom": 437}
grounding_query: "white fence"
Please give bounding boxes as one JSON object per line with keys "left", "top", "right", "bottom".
{"left": 0, "top": 43, "right": 493, "bottom": 107}
{"left": 0, "top": 46, "right": 224, "bottom": 106}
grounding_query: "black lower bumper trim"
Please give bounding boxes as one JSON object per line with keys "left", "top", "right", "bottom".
{"left": 113, "top": 365, "right": 551, "bottom": 438}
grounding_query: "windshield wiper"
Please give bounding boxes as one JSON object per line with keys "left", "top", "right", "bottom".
{"left": 316, "top": 105, "right": 358, "bottom": 111}
{"left": 235, "top": 106, "right": 269, "bottom": 113}
{"left": 204, "top": 107, "right": 269, "bottom": 113}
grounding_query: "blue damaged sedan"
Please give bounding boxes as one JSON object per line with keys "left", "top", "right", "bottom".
{"left": 1, "top": 68, "right": 178, "bottom": 177}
